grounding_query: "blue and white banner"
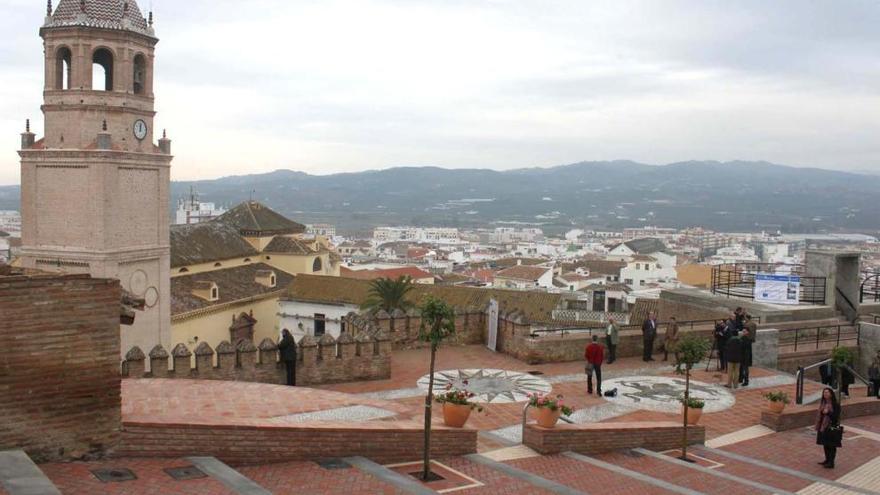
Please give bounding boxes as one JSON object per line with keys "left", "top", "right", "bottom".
{"left": 754, "top": 273, "right": 800, "bottom": 305}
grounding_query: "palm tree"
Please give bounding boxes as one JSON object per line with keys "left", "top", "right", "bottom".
{"left": 419, "top": 296, "right": 456, "bottom": 481}
{"left": 360, "top": 276, "right": 415, "bottom": 313}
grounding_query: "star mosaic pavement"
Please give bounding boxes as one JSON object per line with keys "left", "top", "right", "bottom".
{"left": 417, "top": 368, "right": 553, "bottom": 404}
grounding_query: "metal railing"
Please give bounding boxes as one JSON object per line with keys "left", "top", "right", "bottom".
{"left": 796, "top": 360, "right": 875, "bottom": 405}
{"left": 796, "top": 358, "right": 832, "bottom": 404}
{"left": 530, "top": 316, "right": 761, "bottom": 338}
{"left": 862, "top": 272, "right": 880, "bottom": 303}
{"left": 778, "top": 324, "right": 860, "bottom": 353}
{"left": 711, "top": 263, "right": 826, "bottom": 305}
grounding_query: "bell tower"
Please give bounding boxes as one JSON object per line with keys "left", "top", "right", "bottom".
{"left": 19, "top": 0, "right": 173, "bottom": 355}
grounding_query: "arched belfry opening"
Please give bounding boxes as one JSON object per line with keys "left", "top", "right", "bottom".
{"left": 56, "top": 46, "right": 72, "bottom": 90}
{"left": 92, "top": 48, "right": 114, "bottom": 91}
{"left": 133, "top": 53, "right": 146, "bottom": 94}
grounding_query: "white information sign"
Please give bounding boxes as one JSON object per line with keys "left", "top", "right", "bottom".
{"left": 754, "top": 273, "right": 800, "bottom": 305}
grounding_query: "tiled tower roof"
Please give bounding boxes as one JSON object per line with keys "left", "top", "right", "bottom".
{"left": 45, "top": 0, "right": 153, "bottom": 36}
{"left": 216, "top": 201, "right": 307, "bottom": 237}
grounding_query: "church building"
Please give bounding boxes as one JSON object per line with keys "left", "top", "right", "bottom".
{"left": 18, "top": 0, "right": 172, "bottom": 355}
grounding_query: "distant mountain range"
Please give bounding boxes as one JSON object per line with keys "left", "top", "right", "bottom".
{"left": 2, "top": 160, "right": 878, "bottom": 234}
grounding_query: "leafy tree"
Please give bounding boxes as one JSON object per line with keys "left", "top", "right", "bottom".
{"left": 360, "top": 276, "right": 415, "bottom": 313}
{"left": 674, "top": 333, "right": 711, "bottom": 461}
{"left": 419, "top": 296, "right": 456, "bottom": 481}
{"left": 831, "top": 346, "right": 855, "bottom": 399}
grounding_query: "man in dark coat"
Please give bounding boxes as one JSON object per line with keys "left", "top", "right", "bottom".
{"left": 642, "top": 311, "right": 658, "bottom": 362}
{"left": 739, "top": 314, "right": 755, "bottom": 386}
{"left": 278, "top": 328, "right": 297, "bottom": 386}
{"left": 724, "top": 334, "right": 744, "bottom": 389}
{"left": 714, "top": 320, "right": 729, "bottom": 371}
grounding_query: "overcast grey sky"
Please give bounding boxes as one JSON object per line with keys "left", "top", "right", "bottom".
{"left": 1, "top": 0, "right": 879, "bottom": 184}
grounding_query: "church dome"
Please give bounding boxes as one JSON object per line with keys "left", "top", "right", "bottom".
{"left": 45, "top": 0, "right": 153, "bottom": 36}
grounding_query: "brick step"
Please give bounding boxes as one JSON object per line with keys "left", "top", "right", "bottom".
{"left": 692, "top": 447, "right": 880, "bottom": 495}
{"left": 502, "top": 452, "right": 684, "bottom": 494}
{"left": 39, "top": 456, "right": 246, "bottom": 495}
{"left": 237, "top": 458, "right": 411, "bottom": 495}
{"left": 717, "top": 424, "right": 880, "bottom": 486}
{"left": 591, "top": 450, "right": 775, "bottom": 494}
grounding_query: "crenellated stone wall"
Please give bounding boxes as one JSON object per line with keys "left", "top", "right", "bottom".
{"left": 347, "top": 308, "right": 488, "bottom": 349}
{"left": 122, "top": 333, "right": 391, "bottom": 386}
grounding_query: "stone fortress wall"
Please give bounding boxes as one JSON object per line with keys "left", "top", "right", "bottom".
{"left": 122, "top": 332, "right": 391, "bottom": 386}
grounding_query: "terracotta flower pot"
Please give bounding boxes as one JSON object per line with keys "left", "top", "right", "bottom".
{"left": 533, "top": 407, "right": 562, "bottom": 428}
{"left": 767, "top": 400, "right": 786, "bottom": 414}
{"left": 683, "top": 406, "right": 703, "bottom": 425}
{"left": 442, "top": 402, "right": 472, "bottom": 428}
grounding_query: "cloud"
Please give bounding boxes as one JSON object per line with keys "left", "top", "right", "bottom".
{"left": 0, "top": 0, "right": 878, "bottom": 185}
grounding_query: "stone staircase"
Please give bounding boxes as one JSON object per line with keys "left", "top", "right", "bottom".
{"left": 3, "top": 417, "right": 880, "bottom": 494}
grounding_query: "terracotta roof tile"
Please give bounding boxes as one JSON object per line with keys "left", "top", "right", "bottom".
{"left": 342, "top": 266, "right": 434, "bottom": 281}
{"left": 216, "top": 201, "right": 305, "bottom": 237}
{"left": 285, "top": 274, "right": 563, "bottom": 323}
{"left": 495, "top": 265, "right": 551, "bottom": 281}
{"left": 47, "top": 0, "right": 151, "bottom": 35}
{"left": 170, "top": 222, "right": 259, "bottom": 268}
{"left": 263, "top": 236, "right": 317, "bottom": 255}
{"left": 171, "top": 263, "right": 292, "bottom": 316}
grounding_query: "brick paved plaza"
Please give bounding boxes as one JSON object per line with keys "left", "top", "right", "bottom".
{"left": 11, "top": 344, "right": 876, "bottom": 494}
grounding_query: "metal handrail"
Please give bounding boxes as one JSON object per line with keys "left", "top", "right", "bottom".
{"left": 842, "top": 364, "right": 872, "bottom": 393}
{"left": 711, "top": 264, "right": 827, "bottom": 305}
{"left": 796, "top": 358, "right": 832, "bottom": 405}
{"left": 531, "top": 316, "right": 762, "bottom": 338}
{"left": 779, "top": 324, "right": 860, "bottom": 353}
{"left": 796, "top": 359, "right": 875, "bottom": 405}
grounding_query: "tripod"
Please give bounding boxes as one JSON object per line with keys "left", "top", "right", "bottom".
{"left": 705, "top": 337, "right": 718, "bottom": 372}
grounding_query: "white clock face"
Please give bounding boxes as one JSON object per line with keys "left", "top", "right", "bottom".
{"left": 133, "top": 119, "right": 148, "bottom": 140}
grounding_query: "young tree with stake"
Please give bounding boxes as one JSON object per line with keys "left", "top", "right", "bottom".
{"left": 674, "top": 333, "right": 711, "bottom": 461}
{"left": 418, "top": 296, "right": 456, "bottom": 481}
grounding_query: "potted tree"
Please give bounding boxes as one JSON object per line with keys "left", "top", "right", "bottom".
{"left": 527, "top": 393, "right": 574, "bottom": 428}
{"left": 418, "top": 296, "right": 456, "bottom": 481}
{"left": 435, "top": 381, "right": 483, "bottom": 427}
{"left": 763, "top": 391, "right": 790, "bottom": 414}
{"left": 680, "top": 396, "right": 705, "bottom": 425}
{"left": 674, "top": 333, "right": 711, "bottom": 461}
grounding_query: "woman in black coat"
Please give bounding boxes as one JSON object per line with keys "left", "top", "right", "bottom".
{"left": 816, "top": 387, "right": 841, "bottom": 468}
{"left": 278, "top": 329, "right": 297, "bottom": 386}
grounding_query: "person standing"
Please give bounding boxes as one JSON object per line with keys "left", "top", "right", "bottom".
{"left": 724, "top": 333, "right": 744, "bottom": 389}
{"left": 869, "top": 351, "right": 880, "bottom": 399}
{"left": 585, "top": 335, "right": 604, "bottom": 395}
{"left": 739, "top": 315, "right": 755, "bottom": 386}
{"left": 816, "top": 388, "right": 842, "bottom": 469}
{"left": 714, "top": 320, "right": 729, "bottom": 371}
{"left": 278, "top": 328, "right": 297, "bottom": 386}
{"left": 605, "top": 316, "right": 620, "bottom": 364}
{"left": 642, "top": 311, "right": 658, "bottom": 362}
{"left": 734, "top": 307, "right": 745, "bottom": 332}
{"left": 664, "top": 317, "right": 680, "bottom": 362}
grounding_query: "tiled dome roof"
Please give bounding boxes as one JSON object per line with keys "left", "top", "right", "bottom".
{"left": 45, "top": 0, "right": 154, "bottom": 36}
